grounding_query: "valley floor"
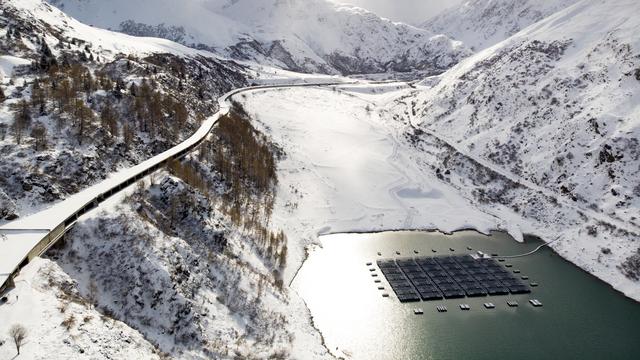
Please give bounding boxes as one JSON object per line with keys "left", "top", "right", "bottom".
{"left": 238, "top": 85, "right": 502, "bottom": 283}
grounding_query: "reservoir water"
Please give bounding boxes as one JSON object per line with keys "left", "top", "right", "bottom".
{"left": 292, "top": 231, "right": 640, "bottom": 360}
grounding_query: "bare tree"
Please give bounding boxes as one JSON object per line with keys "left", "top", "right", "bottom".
{"left": 71, "top": 98, "right": 94, "bottom": 145}
{"left": 87, "top": 279, "right": 99, "bottom": 309}
{"left": 123, "top": 122, "right": 134, "bottom": 150}
{"left": 9, "top": 324, "right": 27, "bottom": 355}
{"left": 12, "top": 99, "right": 31, "bottom": 145}
{"left": 0, "top": 123, "right": 7, "bottom": 141}
{"left": 100, "top": 101, "right": 119, "bottom": 137}
{"left": 30, "top": 121, "right": 48, "bottom": 151}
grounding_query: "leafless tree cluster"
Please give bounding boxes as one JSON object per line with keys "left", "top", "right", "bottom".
{"left": 5, "top": 44, "right": 198, "bottom": 153}
{"left": 8, "top": 324, "right": 27, "bottom": 355}
{"left": 204, "top": 104, "right": 287, "bottom": 269}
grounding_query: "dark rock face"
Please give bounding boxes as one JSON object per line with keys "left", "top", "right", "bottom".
{"left": 119, "top": 20, "right": 187, "bottom": 44}
{"left": 621, "top": 248, "right": 640, "bottom": 281}
{"left": 0, "top": 189, "right": 18, "bottom": 220}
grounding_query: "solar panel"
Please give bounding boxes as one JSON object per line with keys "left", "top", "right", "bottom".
{"left": 442, "top": 289, "right": 466, "bottom": 298}
{"left": 385, "top": 273, "right": 407, "bottom": 281}
{"left": 410, "top": 278, "right": 433, "bottom": 286}
{"left": 420, "top": 292, "right": 443, "bottom": 301}
{"left": 397, "top": 293, "right": 421, "bottom": 303}
{"left": 396, "top": 258, "right": 417, "bottom": 267}
{"left": 381, "top": 268, "right": 403, "bottom": 275}
{"left": 377, "top": 254, "right": 535, "bottom": 303}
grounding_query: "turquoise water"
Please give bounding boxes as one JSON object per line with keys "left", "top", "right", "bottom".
{"left": 292, "top": 231, "right": 640, "bottom": 360}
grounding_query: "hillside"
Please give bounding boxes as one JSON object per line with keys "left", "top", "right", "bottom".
{"left": 47, "top": 0, "right": 471, "bottom": 75}
{"left": 397, "top": 0, "right": 640, "bottom": 299}
{"left": 422, "top": 0, "right": 578, "bottom": 51}
{"left": 0, "top": 0, "right": 246, "bottom": 221}
{"left": 0, "top": 1, "right": 328, "bottom": 358}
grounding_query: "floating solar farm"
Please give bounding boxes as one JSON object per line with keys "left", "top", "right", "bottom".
{"left": 376, "top": 254, "right": 531, "bottom": 302}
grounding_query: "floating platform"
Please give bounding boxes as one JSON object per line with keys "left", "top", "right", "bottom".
{"left": 529, "top": 299, "right": 543, "bottom": 307}
{"left": 464, "top": 288, "right": 488, "bottom": 297}
{"left": 484, "top": 302, "right": 495, "bottom": 309}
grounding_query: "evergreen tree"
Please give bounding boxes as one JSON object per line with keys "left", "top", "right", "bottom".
{"left": 38, "top": 41, "right": 57, "bottom": 71}
{"left": 129, "top": 82, "right": 137, "bottom": 97}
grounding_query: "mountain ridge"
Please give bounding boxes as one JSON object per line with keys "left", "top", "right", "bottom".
{"left": 47, "top": 0, "right": 471, "bottom": 75}
{"left": 422, "top": 0, "right": 579, "bottom": 51}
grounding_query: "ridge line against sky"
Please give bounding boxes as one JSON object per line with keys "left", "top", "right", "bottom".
{"left": 328, "top": 0, "right": 464, "bottom": 24}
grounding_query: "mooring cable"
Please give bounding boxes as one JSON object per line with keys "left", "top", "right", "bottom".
{"left": 498, "top": 235, "right": 563, "bottom": 259}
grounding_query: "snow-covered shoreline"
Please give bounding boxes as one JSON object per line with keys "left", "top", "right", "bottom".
{"left": 237, "top": 84, "right": 640, "bottom": 308}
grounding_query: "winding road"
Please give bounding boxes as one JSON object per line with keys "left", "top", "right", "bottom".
{"left": 0, "top": 80, "right": 354, "bottom": 294}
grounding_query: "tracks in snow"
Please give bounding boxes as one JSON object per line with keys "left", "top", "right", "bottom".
{"left": 385, "top": 126, "right": 418, "bottom": 229}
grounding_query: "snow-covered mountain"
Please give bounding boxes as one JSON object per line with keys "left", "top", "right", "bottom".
{"left": 1, "top": 2, "right": 318, "bottom": 358}
{"left": 47, "top": 0, "right": 471, "bottom": 75}
{"left": 422, "top": 0, "right": 578, "bottom": 51}
{"left": 400, "top": 0, "right": 640, "bottom": 294}
{"left": 0, "top": 0, "right": 247, "bottom": 221}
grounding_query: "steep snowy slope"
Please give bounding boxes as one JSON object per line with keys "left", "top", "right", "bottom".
{"left": 0, "top": 0, "right": 246, "bottom": 220}
{"left": 422, "top": 0, "right": 578, "bottom": 51}
{"left": 398, "top": 0, "right": 640, "bottom": 297}
{"left": 48, "top": 0, "right": 471, "bottom": 75}
{"left": 0, "top": 1, "right": 315, "bottom": 358}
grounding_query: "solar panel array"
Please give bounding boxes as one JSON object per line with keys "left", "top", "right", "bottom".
{"left": 377, "top": 255, "right": 530, "bottom": 302}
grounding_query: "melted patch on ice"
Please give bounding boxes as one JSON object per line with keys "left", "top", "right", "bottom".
{"left": 396, "top": 187, "right": 443, "bottom": 199}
